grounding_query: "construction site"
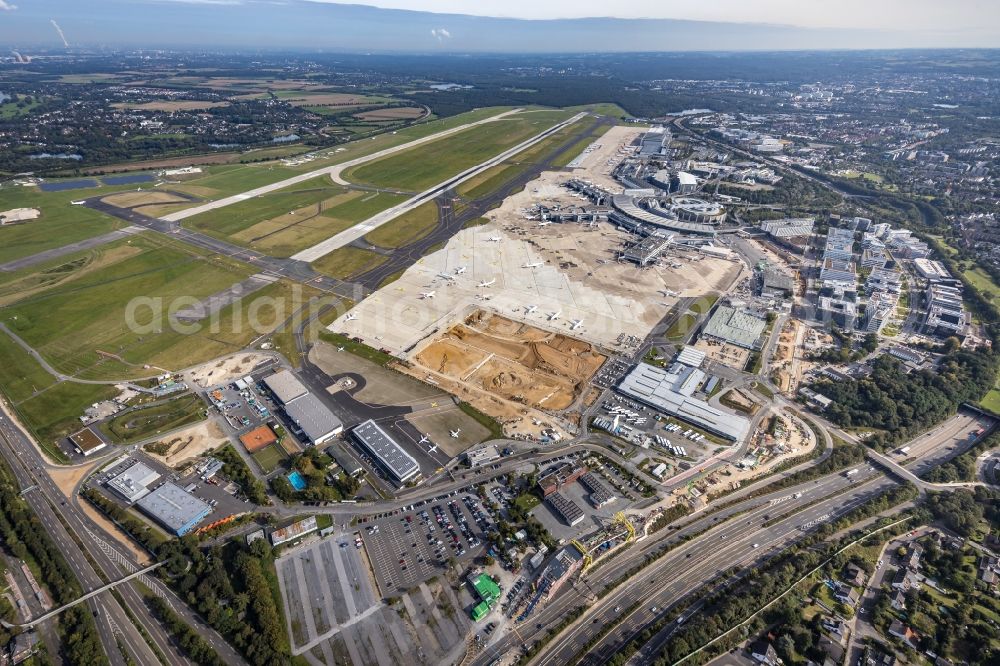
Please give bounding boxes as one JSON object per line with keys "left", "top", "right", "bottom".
{"left": 412, "top": 310, "right": 605, "bottom": 413}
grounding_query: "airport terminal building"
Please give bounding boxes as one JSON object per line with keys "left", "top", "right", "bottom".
{"left": 350, "top": 420, "right": 420, "bottom": 484}
{"left": 617, "top": 362, "right": 751, "bottom": 442}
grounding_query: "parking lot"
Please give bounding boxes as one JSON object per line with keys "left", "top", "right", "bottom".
{"left": 90, "top": 451, "right": 251, "bottom": 527}
{"left": 360, "top": 494, "right": 490, "bottom": 595}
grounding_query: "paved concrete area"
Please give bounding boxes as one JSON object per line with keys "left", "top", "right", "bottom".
{"left": 0, "top": 225, "right": 145, "bottom": 272}
{"left": 162, "top": 109, "right": 524, "bottom": 224}
{"left": 291, "top": 112, "right": 586, "bottom": 262}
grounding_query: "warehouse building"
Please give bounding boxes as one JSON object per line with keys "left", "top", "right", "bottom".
{"left": 283, "top": 393, "right": 343, "bottom": 446}
{"left": 639, "top": 127, "right": 668, "bottom": 156}
{"left": 262, "top": 370, "right": 308, "bottom": 405}
{"left": 546, "top": 491, "right": 585, "bottom": 526}
{"left": 617, "top": 362, "right": 751, "bottom": 441}
{"left": 702, "top": 306, "right": 767, "bottom": 349}
{"left": 351, "top": 420, "right": 420, "bottom": 484}
{"left": 136, "top": 482, "right": 212, "bottom": 536}
{"left": 579, "top": 472, "right": 616, "bottom": 509}
{"left": 107, "top": 461, "right": 160, "bottom": 503}
{"left": 270, "top": 516, "right": 317, "bottom": 546}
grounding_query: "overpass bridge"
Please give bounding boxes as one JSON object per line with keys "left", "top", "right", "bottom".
{"left": 3, "top": 561, "right": 165, "bottom": 629}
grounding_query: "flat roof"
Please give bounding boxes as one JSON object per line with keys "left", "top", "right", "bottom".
{"left": 263, "top": 370, "right": 308, "bottom": 405}
{"left": 107, "top": 461, "right": 160, "bottom": 502}
{"left": 611, "top": 195, "right": 716, "bottom": 235}
{"left": 702, "top": 306, "right": 767, "bottom": 349}
{"left": 617, "top": 362, "right": 750, "bottom": 441}
{"left": 546, "top": 491, "right": 585, "bottom": 526}
{"left": 239, "top": 424, "right": 278, "bottom": 453}
{"left": 676, "top": 346, "right": 706, "bottom": 368}
{"left": 137, "top": 482, "right": 212, "bottom": 535}
{"left": 284, "top": 393, "right": 343, "bottom": 444}
{"left": 70, "top": 427, "right": 106, "bottom": 454}
{"left": 351, "top": 419, "right": 419, "bottom": 483}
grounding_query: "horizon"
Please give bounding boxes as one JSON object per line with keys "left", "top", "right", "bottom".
{"left": 0, "top": 0, "right": 998, "bottom": 51}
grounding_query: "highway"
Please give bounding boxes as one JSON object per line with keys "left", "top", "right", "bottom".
{"left": 0, "top": 405, "right": 248, "bottom": 666}
{"left": 517, "top": 412, "right": 987, "bottom": 666}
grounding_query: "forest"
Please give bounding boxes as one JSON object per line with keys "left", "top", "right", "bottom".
{"left": 809, "top": 350, "right": 998, "bottom": 449}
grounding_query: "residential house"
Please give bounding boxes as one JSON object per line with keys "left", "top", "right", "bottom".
{"left": 751, "top": 640, "right": 780, "bottom": 666}
{"left": 891, "top": 568, "right": 920, "bottom": 592}
{"left": 834, "top": 582, "right": 860, "bottom": 606}
{"left": 905, "top": 543, "right": 924, "bottom": 570}
{"left": 888, "top": 619, "right": 919, "bottom": 649}
{"left": 890, "top": 589, "right": 907, "bottom": 611}
{"left": 842, "top": 563, "right": 867, "bottom": 588}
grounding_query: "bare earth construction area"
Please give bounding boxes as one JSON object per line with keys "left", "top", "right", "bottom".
{"left": 414, "top": 310, "right": 605, "bottom": 412}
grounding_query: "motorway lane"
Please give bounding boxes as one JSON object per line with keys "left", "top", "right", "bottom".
{"left": 472, "top": 465, "right": 884, "bottom": 666}
{"left": 0, "top": 408, "right": 248, "bottom": 666}
{"left": 0, "top": 424, "right": 153, "bottom": 665}
{"left": 539, "top": 414, "right": 989, "bottom": 666}
{"left": 534, "top": 472, "right": 895, "bottom": 666}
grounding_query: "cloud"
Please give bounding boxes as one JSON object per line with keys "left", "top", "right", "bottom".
{"left": 430, "top": 27, "right": 452, "bottom": 42}
{"left": 0, "top": 1, "right": 17, "bottom": 10}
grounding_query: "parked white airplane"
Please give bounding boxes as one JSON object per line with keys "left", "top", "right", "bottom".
{"left": 549, "top": 310, "right": 562, "bottom": 321}
{"left": 450, "top": 429, "right": 462, "bottom": 439}
{"left": 570, "top": 319, "right": 584, "bottom": 331}
{"left": 418, "top": 435, "right": 430, "bottom": 444}
{"left": 537, "top": 221, "right": 553, "bottom": 228}
{"left": 344, "top": 312, "right": 357, "bottom": 321}
{"left": 454, "top": 266, "right": 467, "bottom": 275}
{"left": 437, "top": 273, "right": 456, "bottom": 281}
{"left": 523, "top": 262, "right": 543, "bottom": 269}
{"left": 477, "top": 279, "right": 496, "bottom": 288}
{"left": 419, "top": 291, "right": 436, "bottom": 299}
{"left": 524, "top": 305, "right": 538, "bottom": 314}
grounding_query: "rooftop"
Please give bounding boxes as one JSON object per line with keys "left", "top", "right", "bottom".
{"left": 262, "top": 369, "right": 308, "bottom": 405}
{"left": 351, "top": 419, "right": 419, "bottom": 483}
{"left": 136, "top": 482, "right": 212, "bottom": 535}
{"left": 702, "top": 305, "right": 767, "bottom": 349}
{"left": 108, "top": 461, "right": 160, "bottom": 502}
{"left": 283, "top": 393, "right": 343, "bottom": 444}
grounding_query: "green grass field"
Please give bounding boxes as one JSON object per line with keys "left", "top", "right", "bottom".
{"left": 17, "top": 381, "right": 119, "bottom": 452}
{"left": 0, "top": 236, "right": 256, "bottom": 378}
{"left": 343, "top": 110, "right": 573, "bottom": 191}
{"left": 185, "top": 176, "right": 346, "bottom": 238}
{"left": 0, "top": 328, "right": 56, "bottom": 403}
{"left": 252, "top": 444, "right": 287, "bottom": 473}
{"left": 310, "top": 246, "right": 387, "bottom": 279}
{"left": 665, "top": 314, "right": 697, "bottom": 341}
{"left": 0, "top": 184, "right": 134, "bottom": 265}
{"left": 0, "top": 235, "right": 316, "bottom": 380}
{"left": 364, "top": 201, "right": 439, "bottom": 248}
{"left": 100, "top": 393, "right": 206, "bottom": 443}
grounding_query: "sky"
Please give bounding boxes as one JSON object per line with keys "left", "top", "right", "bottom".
{"left": 0, "top": 0, "right": 997, "bottom": 51}
{"left": 303, "top": 0, "right": 997, "bottom": 32}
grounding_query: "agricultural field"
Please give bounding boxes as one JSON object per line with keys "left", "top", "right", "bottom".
{"left": 342, "top": 109, "right": 572, "bottom": 191}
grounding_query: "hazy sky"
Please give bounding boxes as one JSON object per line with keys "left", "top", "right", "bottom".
{"left": 306, "top": 0, "right": 997, "bottom": 31}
